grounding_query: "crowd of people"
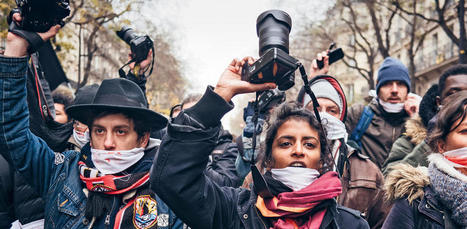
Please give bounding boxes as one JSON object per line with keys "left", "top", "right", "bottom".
{"left": 0, "top": 11, "right": 466, "bottom": 229}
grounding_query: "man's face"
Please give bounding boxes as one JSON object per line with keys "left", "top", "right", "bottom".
{"left": 306, "top": 98, "right": 341, "bottom": 120}
{"left": 378, "top": 80, "right": 408, "bottom": 103}
{"left": 90, "top": 113, "right": 147, "bottom": 151}
{"left": 54, "top": 103, "right": 69, "bottom": 124}
{"left": 440, "top": 74, "right": 467, "bottom": 101}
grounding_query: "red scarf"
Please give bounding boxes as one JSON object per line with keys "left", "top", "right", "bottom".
{"left": 256, "top": 172, "right": 342, "bottom": 229}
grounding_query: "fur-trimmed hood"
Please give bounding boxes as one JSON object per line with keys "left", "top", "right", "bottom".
{"left": 404, "top": 115, "right": 427, "bottom": 145}
{"left": 384, "top": 163, "right": 429, "bottom": 204}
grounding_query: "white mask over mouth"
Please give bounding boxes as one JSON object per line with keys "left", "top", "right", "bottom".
{"left": 271, "top": 167, "right": 320, "bottom": 191}
{"left": 73, "top": 129, "right": 90, "bottom": 148}
{"left": 379, "top": 100, "right": 404, "bottom": 113}
{"left": 91, "top": 147, "right": 145, "bottom": 175}
{"left": 320, "top": 112, "right": 348, "bottom": 141}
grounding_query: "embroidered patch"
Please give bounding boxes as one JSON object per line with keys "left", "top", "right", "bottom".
{"left": 133, "top": 195, "right": 158, "bottom": 228}
{"left": 54, "top": 153, "right": 65, "bottom": 165}
{"left": 157, "top": 214, "right": 169, "bottom": 227}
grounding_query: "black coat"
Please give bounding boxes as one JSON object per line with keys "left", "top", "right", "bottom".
{"left": 0, "top": 155, "right": 45, "bottom": 227}
{"left": 382, "top": 186, "right": 462, "bottom": 229}
{"left": 151, "top": 87, "right": 369, "bottom": 229}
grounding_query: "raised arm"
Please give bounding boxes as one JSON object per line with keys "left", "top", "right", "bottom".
{"left": 0, "top": 14, "right": 63, "bottom": 197}
{"left": 151, "top": 57, "right": 275, "bottom": 228}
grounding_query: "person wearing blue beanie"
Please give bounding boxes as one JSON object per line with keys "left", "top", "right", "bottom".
{"left": 346, "top": 57, "right": 421, "bottom": 169}
{"left": 376, "top": 57, "right": 411, "bottom": 94}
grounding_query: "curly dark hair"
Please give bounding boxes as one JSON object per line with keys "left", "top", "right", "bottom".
{"left": 259, "top": 101, "right": 332, "bottom": 174}
{"left": 427, "top": 91, "right": 467, "bottom": 151}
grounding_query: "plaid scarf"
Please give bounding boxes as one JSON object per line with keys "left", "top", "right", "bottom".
{"left": 256, "top": 172, "right": 342, "bottom": 229}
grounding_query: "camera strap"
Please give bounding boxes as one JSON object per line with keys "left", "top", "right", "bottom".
{"left": 298, "top": 63, "right": 341, "bottom": 178}
{"left": 8, "top": 22, "right": 45, "bottom": 54}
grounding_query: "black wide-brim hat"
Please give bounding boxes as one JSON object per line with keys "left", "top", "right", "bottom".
{"left": 66, "top": 78, "right": 168, "bottom": 130}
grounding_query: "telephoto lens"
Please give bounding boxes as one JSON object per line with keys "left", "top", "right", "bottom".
{"left": 116, "top": 26, "right": 138, "bottom": 46}
{"left": 256, "top": 10, "right": 292, "bottom": 56}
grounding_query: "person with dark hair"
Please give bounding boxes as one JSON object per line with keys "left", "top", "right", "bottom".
{"left": 437, "top": 64, "right": 467, "bottom": 103}
{"left": 384, "top": 64, "right": 467, "bottom": 173}
{"left": 66, "top": 84, "right": 99, "bottom": 151}
{"left": 382, "top": 84, "right": 438, "bottom": 172}
{"left": 0, "top": 14, "right": 183, "bottom": 228}
{"left": 383, "top": 91, "right": 467, "bottom": 229}
{"left": 346, "top": 57, "right": 421, "bottom": 169}
{"left": 52, "top": 85, "right": 74, "bottom": 124}
{"left": 151, "top": 57, "right": 369, "bottom": 229}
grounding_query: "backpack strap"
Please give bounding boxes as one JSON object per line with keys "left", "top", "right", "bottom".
{"left": 349, "top": 106, "right": 374, "bottom": 148}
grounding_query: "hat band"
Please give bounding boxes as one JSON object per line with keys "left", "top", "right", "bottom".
{"left": 93, "top": 93, "right": 146, "bottom": 108}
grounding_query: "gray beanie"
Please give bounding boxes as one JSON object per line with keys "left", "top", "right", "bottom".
{"left": 303, "top": 79, "right": 343, "bottom": 114}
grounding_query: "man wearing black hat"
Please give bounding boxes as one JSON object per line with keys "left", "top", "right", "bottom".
{"left": 0, "top": 14, "right": 183, "bottom": 228}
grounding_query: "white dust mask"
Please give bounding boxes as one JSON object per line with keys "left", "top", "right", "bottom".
{"left": 443, "top": 146, "right": 467, "bottom": 168}
{"left": 73, "top": 129, "right": 89, "bottom": 148}
{"left": 379, "top": 100, "right": 404, "bottom": 113}
{"left": 91, "top": 147, "right": 145, "bottom": 175}
{"left": 320, "top": 112, "right": 348, "bottom": 141}
{"left": 271, "top": 167, "right": 320, "bottom": 191}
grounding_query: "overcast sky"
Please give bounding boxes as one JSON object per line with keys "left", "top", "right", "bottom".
{"left": 139, "top": 0, "right": 335, "bottom": 130}
{"left": 143, "top": 0, "right": 335, "bottom": 92}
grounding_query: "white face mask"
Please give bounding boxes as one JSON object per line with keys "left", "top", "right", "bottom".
{"left": 91, "top": 147, "right": 145, "bottom": 175}
{"left": 73, "top": 129, "right": 89, "bottom": 148}
{"left": 379, "top": 100, "right": 405, "bottom": 113}
{"left": 271, "top": 167, "right": 320, "bottom": 191}
{"left": 443, "top": 146, "right": 467, "bottom": 168}
{"left": 320, "top": 112, "right": 348, "bottom": 141}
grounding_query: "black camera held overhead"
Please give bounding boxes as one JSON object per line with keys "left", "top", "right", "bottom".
{"left": 12, "top": 0, "right": 70, "bottom": 33}
{"left": 241, "top": 10, "right": 299, "bottom": 91}
{"left": 7, "top": 0, "right": 70, "bottom": 53}
{"left": 116, "top": 26, "right": 155, "bottom": 78}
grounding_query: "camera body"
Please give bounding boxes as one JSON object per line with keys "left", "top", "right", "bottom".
{"left": 116, "top": 26, "right": 154, "bottom": 64}
{"left": 14, "top": 0, "right": 70, "bottom": 32}
{"left": 241, "top": 10, "right": 298, "bottom": 91}
{"left": 257, "top": 89, "right": 286, "bottom": 113}
{"left": 241, "top": 48, "right": 298, "bottom": 91}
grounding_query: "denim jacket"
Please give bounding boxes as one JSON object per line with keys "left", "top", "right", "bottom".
{"left": 0, "top": 55, "right": 183, "bottom": 229}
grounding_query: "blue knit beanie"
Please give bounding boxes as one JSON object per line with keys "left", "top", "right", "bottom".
{"left": 376, "top": 57, "right": 411, "bottom": 93}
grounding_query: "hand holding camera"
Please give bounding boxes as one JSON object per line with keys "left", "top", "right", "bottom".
{"left": 117, "top": 26, "right": 155, "bottom": 78}
{"left": 214, "top": 57, "right": 276, "bottom": 103}
{"left": 5, "top": 13, "right": 61, "bottom": 57}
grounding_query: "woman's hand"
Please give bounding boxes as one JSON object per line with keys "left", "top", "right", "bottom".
{"left": 214, "top": 57, "right": 276, "bottom": 102}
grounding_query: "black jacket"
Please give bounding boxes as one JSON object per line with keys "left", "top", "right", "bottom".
{"left": 151, "top": 87, "right": 369, "bottom": 229}
{"left": 0, "top": 155, "right": 45, "bottom": 227}
{"left": 204, "top": 128, "right": 241, "bottom": 187}
{"left": 383, "top": 186, "right": 461, "bottom": 229}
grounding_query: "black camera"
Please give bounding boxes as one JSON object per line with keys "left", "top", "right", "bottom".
{"left": 241, "top": 10, "right": 299, "bottom": 91}
{"left": 257, "top": 89, "right": 286, "bottom": 113}
{"left": 13, "top": 0, "right": 70, "bottom": 33}
{"left": 116, "top": 26, "right": 154, "bottom": 64}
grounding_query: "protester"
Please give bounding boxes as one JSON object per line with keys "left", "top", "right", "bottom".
{"left": 382, "top": 84, "right": 438, "bottom": 172}
{"left": 296, "top": 52, "right": 389, "bottom": 228}
{"left": 151, "top": 57, "right": 369, "bottom": 229}
{"left": 66, "top": 84, "right": 99, "bottom": 151}
{"left": 384, "top": 64, "right": 467, "bottom": 172}
{"left": 383, "top": 91, "right": 467, "bottom": 228}
{"left": 52, "top": 85, "right": 74, "bottom": 124}
{"left": 346, "top": 57, "right": 420, "bottom": 168}
{"left": 297, "top": 75, "right": 388, "bottom": 228}
{"left": 0, "top": 14, "right": 183, "bottom": 228}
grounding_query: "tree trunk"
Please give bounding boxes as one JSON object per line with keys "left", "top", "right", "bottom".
{"left": 458, "top": 0, "right": 467, "bottom": 63}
